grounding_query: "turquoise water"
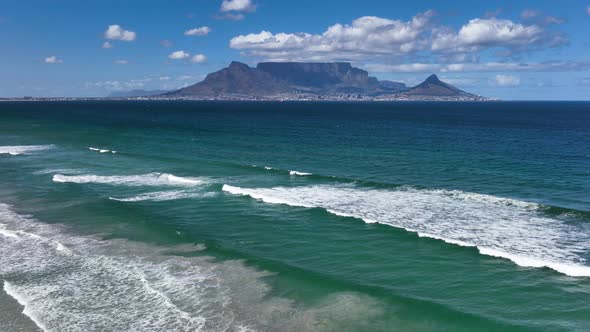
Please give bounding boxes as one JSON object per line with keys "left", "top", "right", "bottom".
{"left": 0, "top": 101, "right": 589, "bottom": 331}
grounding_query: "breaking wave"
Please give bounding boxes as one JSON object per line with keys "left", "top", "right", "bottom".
{"left": 0, "top": 145, "right": 53, "bottom": 156}
{"left": 109, "top": 191, "right": 217, "bottom": 202}
{"left": 289, "top": 170, "right": 312, "bottom": 176}
{"left": 53, "top": 173, "right": 205, "bottom": 187}
{"left": 88, "top": 147, "right": 117, "bottom": 154}
{"left": 222, "top": 184, "right": 590, "bottom": 277}
{"left": 0, "top": 203, "right": 383, "bottom": 331}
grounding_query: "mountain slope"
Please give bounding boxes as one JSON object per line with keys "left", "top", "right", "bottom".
{"left": 401, "top": 74, "right": 475, "bottom": 97}
{"left": 167, "top": 62, "right": 291, "bottom": 97}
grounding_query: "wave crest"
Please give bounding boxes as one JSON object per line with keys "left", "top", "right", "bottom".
{"left": 222, "top": 184, "right": 590, "bottom": 277}
{"left": 289, "top": 170, "right": 312, "bottom": 176}
{"left": 53, "top": 173, "right": 205, "bottom": 187}
{"left": 0, "top": 145, "right": 53, "bottom": 156}
{"left": 110, "top": 191, "right": 216, "bottom": 202}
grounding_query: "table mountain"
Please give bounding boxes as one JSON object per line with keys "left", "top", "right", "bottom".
{"left": 166, "top": 61, "right": 405, "bottom": 97}
{"left": 164, "top": 62, "right": 486, "bottom": 100}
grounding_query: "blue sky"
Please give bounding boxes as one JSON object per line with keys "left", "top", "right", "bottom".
{"left": 1, "top": 0, "right": 590, "bottom": 99}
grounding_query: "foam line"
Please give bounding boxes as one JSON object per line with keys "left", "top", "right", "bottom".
{"left": 222, "top": 184, "right": 590, "bottom": 277}
{"left": 3, "top": 281, "right": 48, "bottom": 331}
{"left": 0, "top": 145, "right": 53, "bottom": 156}
{"left": 53, "top": 173, "right": 205, "bottom": 187}
{"left": 89, "top": 147, "right": 117, "bottom": 154}
{"left": 0, "top": 202, "right": 380, "bottom": 331}
{"left": 289, "top": 170, "right": 312, "bottom": 176}
{"left": 109, "top": 191, "right": 215, "bottom": 202}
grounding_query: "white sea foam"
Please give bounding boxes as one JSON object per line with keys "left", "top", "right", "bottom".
{"left": 0, "top": 203, "right": 381, "bottom": 331}
{"left": 222, "top": 184, "right": 590, "bottom": 277}
{"left": 89, "top": 147, "right": 117, "bottom": 154}
{"left": 3, "top": 281, "right": 48, "bottom": 332}
{"left": 476, "top": 248, "right": 590, "bottom": 277}
{"left": 53, "top": 173, "right": 205, "bottom": 187}
{"left": 289, "top": 170, "right": 312, "bottom": 176}
{"left": 0, "top": 145, "right": 52, "bottom": 156}
{"left": 110, "top": 191, "right": 216, "bottom": 202}
{"left": 34, "top": 168, "right": 83, "bottom": 175}
{"left": 0, "top": 209, "right": 68, "bottom": 252}
{"left": 255, "top": 166, "right": 310, "bottom": 176}
{"left": 0, "top": 228, "right": 19, "bottom": 238}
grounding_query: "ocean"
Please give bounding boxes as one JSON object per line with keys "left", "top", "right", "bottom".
{"left": 0, "top": 100, "right": 589, "bottom": 331}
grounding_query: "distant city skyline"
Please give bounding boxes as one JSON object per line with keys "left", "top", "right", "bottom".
{"left": 2, "top": 0, "right": 590, "bottom": 100}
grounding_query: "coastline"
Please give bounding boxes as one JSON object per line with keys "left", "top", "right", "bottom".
{"left": 0, "top": 95, "right": 497, "bottom": 102}
{"left": 0, "top": 280, "right": 44, "bottom": 332}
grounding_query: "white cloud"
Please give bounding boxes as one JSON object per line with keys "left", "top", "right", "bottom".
{"left": 86, "top": 78, "right": 151, "bottom": 91}
{"left": 229, "top": 10, "right": 568, "bottom": 63}
{"left": 84, "top": 76, "right": 202, "bottom": 94}
{"left": 230, "top": 11, "right": 435, "bottom": 61}
{"left": 440, "top": 76, "right": 481, "bottom": 88}
{"left": 366, "top": 63, "right": 440, "bottom": 73}
{"left": 520, "top": 9, "right": 564, "bottom": 26}
{"left": 587, "top": 6, "right": 590, "bottom": 15}
{"left": 44, "top": 56, "right": 63, "bottom": 64}
{"left": 185, "top": 26, "right": 211, "bottom": 36}
{"left": 102, "top": 41, "right": 113, "bottom": 49}
{"left": 104, "top": 25, "right": 136, "bottom": 41}
{"left": 168, "top": 51, "right": 207, "bottom": 63}
{"left": 431, "top": 18, "right": 543, "bottom": 52}
{"left": 114, "top": 59, "right": 129, "bottom": 65}
{"left": 190, "top": 54, "right": 207, "bottom": 63}
{"left": 230, "top": 12, "right": 561, "bottom": 62}
{"left": 544, "top": 16, "right": 565, "bottom": 25}
{"left": 491, "top": 74, "right": 520, "bottom": 87}
{"left": 365, "top": 61, "right": 590, "bottom": 73}
{"left": 177, "top": 75, "right": 196, "bottom": 81}
{"left": 521, "top": 9, "right": 539, "bottom": 19}
{"left": 221, "top": 0, "right": 255, "bottom": 12}
{"left": 459, "top": 18, "right": 541, "bottom": 45}
{"left": 217, "top": 13, "right": 245, "bottom": 21}
{"left": 168, "top": 50, "right": 190, "bottom": 60}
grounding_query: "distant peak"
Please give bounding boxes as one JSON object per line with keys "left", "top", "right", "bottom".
{"left": 425, "top": 74, "right": 441, "bottom": 83}
{"left": 229, "top": 61, "right": 250, "bottom": 69}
